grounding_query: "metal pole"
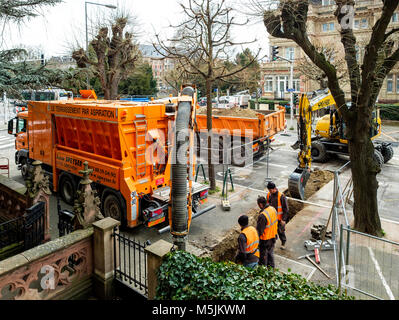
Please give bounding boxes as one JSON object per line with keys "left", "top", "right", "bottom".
{"left": 338, "top": 224, "right": 344, "bottom": 293}
{"left": 85, "top": 2, "right": 89, "bottom": 89}
{"left": 289, "top": 61, "right": 294, "bottom": 129}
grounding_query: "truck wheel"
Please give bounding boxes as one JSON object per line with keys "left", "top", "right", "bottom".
{"left": 59, "top": 173, "right": 77, "bottom": 206}
{"left": 103, "top": 193, "right": 123, "bottom": 222}
{"left": 373, "top": 149, "right": 384, "bottom": 170}
{"left": 311, "top": 141, "right": 329, "bottom": 163}
{"left": 381, "top": 144, "right": 394, "bottom": 163}
{"left": 20, "top": 158, "right": 29, "bottom": 179}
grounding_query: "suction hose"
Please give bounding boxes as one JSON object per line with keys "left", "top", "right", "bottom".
{"left": 170, "top": 86, "right": 194, "bottom": 250}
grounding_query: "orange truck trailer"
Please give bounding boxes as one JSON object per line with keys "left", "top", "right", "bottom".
{"left": 195, "top": 108, "right": 286, "bottom": 165}
{"left": 8, "top": 93, "right": 209, "bottom": 228}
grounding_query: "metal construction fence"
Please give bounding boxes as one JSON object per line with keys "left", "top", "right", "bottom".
{"left": 331, "top": 162, "right": 399, "bottom": 300}
{"left": 338, "top": 225, "right": 399, "bottom": 300}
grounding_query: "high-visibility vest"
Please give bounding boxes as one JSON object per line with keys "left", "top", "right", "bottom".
{"left": 241, "top": 226, "right": 260, "bottom": 258}
{"left": 259, "top": 206, "right": 278, "bottom": 240}
{"left": 267, "top": 191, "right": 284, "bottom": 221}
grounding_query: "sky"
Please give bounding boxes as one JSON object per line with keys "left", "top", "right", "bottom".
{"left": 3, "top": 0, "right": 270, "bottom": 60}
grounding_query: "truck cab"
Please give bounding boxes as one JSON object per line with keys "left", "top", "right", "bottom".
{"left": 8, "top": 111, "right": 29, "bottom": 178}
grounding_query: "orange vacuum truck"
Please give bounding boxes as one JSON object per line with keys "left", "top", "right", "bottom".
{"left": 8, "top": 88, "right": 210, "bottom": 229}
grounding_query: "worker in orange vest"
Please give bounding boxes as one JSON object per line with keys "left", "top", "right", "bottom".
{"left": 235, "top": 215, "right": 260, "bottom": 269}
{"left": 266, "top": 181, "right": 289, "bottom": 250}
{"left": 256, "top": 196, "right": 278, "bottom": 269}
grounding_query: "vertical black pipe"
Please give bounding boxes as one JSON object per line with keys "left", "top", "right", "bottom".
{"left": 171, "top": 86, "right": 194, "bottom": 251}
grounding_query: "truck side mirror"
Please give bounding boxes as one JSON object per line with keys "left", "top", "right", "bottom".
{"left": 8, "top": 118, "right": 16, "bottom": 136}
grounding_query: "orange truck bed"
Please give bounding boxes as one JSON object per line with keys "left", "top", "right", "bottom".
{"left": 195, "top": 108, "right": 286, "bottom": 139}
{"left": 16, "top": 98, "right": 208, "bottom": 228}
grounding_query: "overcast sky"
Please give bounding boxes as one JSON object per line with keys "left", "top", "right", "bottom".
{"left": 3, "top": 0, "right": 269, "bottom": 59}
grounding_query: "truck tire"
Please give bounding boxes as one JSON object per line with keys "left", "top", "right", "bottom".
{"left": 311, "top": 141, "right": 329, "bottom": 163}
{"left": 381, "top": 144, "right": 394, "bottom": 163}
{"left": 373, "top": 149, "right": 384, "bottom": 170}
{"left": 59, "top": 173, "right": 77, "bottom": 206}
{"left": 20, "top": 158, "right": 29, "bottom": 179}
{"left": 102, "top": 190, "right": 126, "bottom": 227}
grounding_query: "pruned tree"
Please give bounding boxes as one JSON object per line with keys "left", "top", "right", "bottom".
{"left": 72, "top": 14, "right": 141, "bottom": 100}
{"left": 155, "top": 0, "right": 261, "bottom": 190}
{"left": 257, "top": 0, "right": 399, "bottom": 236}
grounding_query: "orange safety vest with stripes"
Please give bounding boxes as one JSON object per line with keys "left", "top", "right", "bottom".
{"left": 241, "top": 226, "right": 260, "bottom": 258}
{"left": 267, "top": 191, "right": 284, "bottom": 221}
{"left": 259, "top": 206, "right": 278, "bottom": 240}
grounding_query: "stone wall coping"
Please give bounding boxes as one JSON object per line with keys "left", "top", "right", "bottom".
{"left": 92, "top": 217, "right": 120, "bottom": 231}
{"left": 145, "top": 240, "right": 174, "bottom": 258}
{"left": 0, "top": 228, "right": 94, "bottom": 276}
{"left": 0, "top": 175, "right": 26, "bottom": 195}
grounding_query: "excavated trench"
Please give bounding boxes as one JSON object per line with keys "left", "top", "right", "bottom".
{"left": 199, "top": 170, "right": 334, "bottom": 263}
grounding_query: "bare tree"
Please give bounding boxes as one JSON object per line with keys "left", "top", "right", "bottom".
{"left": 72, "top": 14, "right": 141, "bottom": 100}
{"left": 256, "top": 0, "right": 399, "bottom": 236}
{"left": 155, "top": 0, "right": 260, "bottom": 190}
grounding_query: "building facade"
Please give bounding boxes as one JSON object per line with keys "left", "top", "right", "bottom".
{"left": 139, "top": 45, "right": 175, "bottom": 97}
{"left": 260, "top": 0, "right": 399, "bottom": 104}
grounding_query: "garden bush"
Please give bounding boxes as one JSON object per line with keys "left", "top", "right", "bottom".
{"left": 378, "top": 104, "right": 399, "bottom": 121}
{"left": 156, "top": 250, "right": 353, "bottom": 300}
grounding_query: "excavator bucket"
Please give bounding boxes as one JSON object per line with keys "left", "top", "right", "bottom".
{"left": 288, "top": 167, "right": 311, "bottom": 200}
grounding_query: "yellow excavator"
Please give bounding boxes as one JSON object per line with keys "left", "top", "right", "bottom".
{"left": 288, "top": 88, "right": 394, "bottom": 200}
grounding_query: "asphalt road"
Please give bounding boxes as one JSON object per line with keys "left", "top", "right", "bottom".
{"left": 1, "top": 122, "right": 399, "bottom": 239}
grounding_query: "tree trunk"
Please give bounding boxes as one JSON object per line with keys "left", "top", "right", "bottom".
{"left": 206, "top": 79, "right": 216, "bottom": 190}
{"left": 348, "top": 116, "right": 382, "bottom": 236}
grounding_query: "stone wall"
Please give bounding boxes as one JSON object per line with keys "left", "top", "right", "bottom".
{"left": 0, "top": 217, "right": 120, "bottom": 300}
{"left": 0, "top": 175, "right": 27, "bottom": 222}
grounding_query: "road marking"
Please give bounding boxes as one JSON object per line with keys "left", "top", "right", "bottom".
{"left": 384, "top": 163, "right": 399, "bottom": 169}
{"left": 275, "top": 148, "right": 298, "bottom": 154}
{"left": 380, "top": 217, "right": 399, "bottom": 225}
{"left": 367, "top": 246, "right": 395, "bottom": 300}
{"left": 0, "top": 143, "right": 14, "bottom": 149}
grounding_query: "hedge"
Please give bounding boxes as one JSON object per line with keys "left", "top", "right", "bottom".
{"left": 377, "top": 104, "right": 399, "bottom": 121}
{"left": 156, "top": 250, "right": 353, "bottom": 300}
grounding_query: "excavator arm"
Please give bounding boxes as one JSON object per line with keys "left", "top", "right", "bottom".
{"left": 288, "top": 89, "right": 338, "bottom": 200}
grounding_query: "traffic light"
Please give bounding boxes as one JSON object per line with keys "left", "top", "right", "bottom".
{"left": 271, "top": 46, "right": 279, "bottom": 61}
{"left": 293, "top": 93, "right": 299, "bottom": 105}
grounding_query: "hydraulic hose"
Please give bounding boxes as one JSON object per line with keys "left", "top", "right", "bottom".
{"left": 171, "top": 86, "right": 194, "bottom": 239}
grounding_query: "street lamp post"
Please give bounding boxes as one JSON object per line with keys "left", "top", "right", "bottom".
{"left": 85, "top": 1, "right": 117, "bottom": 88}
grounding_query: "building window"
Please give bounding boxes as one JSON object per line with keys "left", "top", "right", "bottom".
{"left": 293, "top": 79, "right": 300, "bottom": 92}
{"left": 387, "top": 74, "right": 393, "bottom": 93}
{"left": 322, "top": 22, "right": 335, "bottom": 32}
{"left": 322, "top": 0, "right": 335, "bottom": 5}
{"left": 264, "top": 77, "right": 273, "bottom": 92}
{"left": 392, "top": 13, "right": 398, "bottom": 22}
{"left": 360, "top": 18, "right": 368, "bottom": 29}
{"left": 396, "top": 75, "right": 399, "bottom": 93}
{"left": 285, "top": 47, "right": 295, "bottom": 61}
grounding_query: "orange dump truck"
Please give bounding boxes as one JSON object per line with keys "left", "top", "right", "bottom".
{"left": 8, "top": 94, "right": 209, "bottom": 228}
{"left": 195, "top": 108, "right": 286, "bottom": 165}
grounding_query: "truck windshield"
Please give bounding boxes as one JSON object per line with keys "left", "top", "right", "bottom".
{"left": 35, "top": 92, "right": 56, "bottom": 101}
{"left": 17, "top": 119, "right": 26, "bottom": 133}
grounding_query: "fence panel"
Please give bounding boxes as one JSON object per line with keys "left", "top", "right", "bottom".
{"left": 113, "top": 229, "right": 149, "bottom": 298}
{"left": 338, "top": 225, "right": 399, "bottom": 300}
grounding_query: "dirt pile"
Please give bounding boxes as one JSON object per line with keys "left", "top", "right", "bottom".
{"left": 205, "top": 170, "right": 334, "bottom": 263}
{"left": 284, "top": 169, "right": 334, "bottom": 221}
{"left": 197, "top": 106, "right": 260, "bottom": 118}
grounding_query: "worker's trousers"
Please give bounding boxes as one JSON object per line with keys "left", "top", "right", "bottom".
{"left": 278, "top": 220, "right": 287, "bottom": 245}
{"left": 258, "top": 238, "right": 276, "bottom": 269}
